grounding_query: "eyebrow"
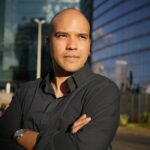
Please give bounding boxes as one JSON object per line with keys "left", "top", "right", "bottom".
{"left": 54, "top": 31, "right": 67, "bottom": 35}
{"left": 78, "top": 33, "right": 89, "bottom": 37}
{"left": 54, "top": 31, "right": 89, "bottom": 37}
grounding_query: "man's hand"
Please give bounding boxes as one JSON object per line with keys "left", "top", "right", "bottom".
{"left": 16, "top": 130, "right": 39, "bottom": 150}
{"left": 71, "top": 114, "right": 91, "bottom": 134}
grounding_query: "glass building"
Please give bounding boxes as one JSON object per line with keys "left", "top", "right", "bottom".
{"left": 91, "top": 0, "right": 150, "bottom": 90}
{"left": 0, "top": 0, "right": 79, "bottom": 83}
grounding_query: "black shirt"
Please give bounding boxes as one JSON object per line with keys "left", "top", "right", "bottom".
{"left": 0, "top": 66, "right": 120, "bottom": 150}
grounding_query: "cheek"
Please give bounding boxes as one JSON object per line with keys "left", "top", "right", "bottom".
{"left": 80, "top": 43, "right": 90, "bottom": 56}
{"left": 51, "top": 48, "right": 64, "bottom": 64}
{"left": 52, "top": 51, "right": 61, "bottom": 60}
{"left": 51, "top": 41, "right": 63, "bottom": 55}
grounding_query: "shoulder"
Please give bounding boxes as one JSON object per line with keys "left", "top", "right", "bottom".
{"left": 13, "top": 78, "right": 43, "bottom": 109}
{"left": 20, "top": 78, "right": 42, "bottom": 89}
{"left": 90, "top": 73, "right": 119, "bottom": 90}
{"left": 83, "top": 74, "right": 120, "bottom": 114}
{"left": 87, "top": 73, "right": 120, "bottom": 99}
{"left": 15, "top": 78, "right": 42, "bottom": 99}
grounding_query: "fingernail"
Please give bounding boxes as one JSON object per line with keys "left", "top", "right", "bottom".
{"left": 87, "top": 117, "right": 91, "bottom": 121}
{"left": 83, "top": 114, "right": 87, "bottom": 117}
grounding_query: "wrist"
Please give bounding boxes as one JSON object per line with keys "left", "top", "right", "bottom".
{"left": 14, "top": 129, "right": 39, "bottom": 150}
{"left": 14, "top": 129, "right": 28, "bottom": 141}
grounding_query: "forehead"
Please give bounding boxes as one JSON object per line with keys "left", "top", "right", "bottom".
{"left": 52, "top": 10, "right": 90, "bottom": 33}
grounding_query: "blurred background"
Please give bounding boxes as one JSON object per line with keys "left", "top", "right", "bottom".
{"left": 0, "top": 0, "right": 150, "bottom": 149}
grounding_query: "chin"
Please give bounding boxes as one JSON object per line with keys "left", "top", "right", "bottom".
{"left": 63, "top": 65, "right": 84, "bottom": 73}
{"left": 53, "top": 62, "right": 85, "bottom": 75}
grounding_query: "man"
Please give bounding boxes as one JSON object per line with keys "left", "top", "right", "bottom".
{"left": 0, "top": 8, "right": 120, "bottom": 150}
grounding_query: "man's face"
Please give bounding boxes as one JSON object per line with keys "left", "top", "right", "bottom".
{"left": 49, "top": 10, "right": 91, "bottom": 74}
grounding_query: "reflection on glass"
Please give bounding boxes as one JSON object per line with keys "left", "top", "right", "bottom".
{"left": 0, "top": 0, "right": 79, "bottom": 82}
{"left": 92, "top": 0, "right": 150, "bottom": 89}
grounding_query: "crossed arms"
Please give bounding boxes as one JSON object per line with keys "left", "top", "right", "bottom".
{"left": 0, "top": 80, "right": 120, "bottom": 150}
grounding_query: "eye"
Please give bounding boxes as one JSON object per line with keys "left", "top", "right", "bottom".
{"left": 79, "top": 34, "right": 88, "bottom": 40}
{"left": 55, "top": 32, "right": 67, "bottom": 38}
{"left": 58, "top": 34, "right": 67, "bottom": 38}
{"left": 80, "top": 35, "right": 86, "bottom": 39}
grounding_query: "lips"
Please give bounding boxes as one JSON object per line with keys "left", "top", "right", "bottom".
{"left": 64, "top": 55, "right": 80, "bottom": 58}
{"left": 64, "top": 55, "right": 80, "bottom": 61}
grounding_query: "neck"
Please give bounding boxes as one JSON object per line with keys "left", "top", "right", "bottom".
{"left": 51, "top": 70, "right": 72, "bottom": 98}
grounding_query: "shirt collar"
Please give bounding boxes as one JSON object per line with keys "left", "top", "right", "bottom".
{"left": 41, "top": 65, "right": 93, "bottom": 94}
{"left": 69, "top": 65, "right": 93, "bottom": 88}
{"left": 41, "top": 72, "right": 54, "bottom": 94}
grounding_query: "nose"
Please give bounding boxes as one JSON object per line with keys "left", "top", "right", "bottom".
{"left": 66, "top": 36, "right": 77, "bottom": 50}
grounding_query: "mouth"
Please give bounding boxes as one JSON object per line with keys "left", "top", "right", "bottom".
{"left": 64, "top": 55, "right": 80, "bottom": 58}
{"left": 64, "top": 55, "right": 80, "bottom": 61}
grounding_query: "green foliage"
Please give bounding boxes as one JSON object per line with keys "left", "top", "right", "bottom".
{"left": 120, "top": 114, "right": 129, "bottom": 126}
{"left": 140, "top": 111, "right": 150, "bottom": 123}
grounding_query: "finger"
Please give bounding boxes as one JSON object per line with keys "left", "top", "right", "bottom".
{"left": 72, "top": 117, "right": 91, "bottom": 134}
{"left": 72, "top": 118, "right": 91, "bottom": 134}
{"left": 77, "top": 114, "right": 87, "bottom": 120}
{"left": 71, "top": 115, "right": 91, "bottom": 132}
{"left": 72, "top": 115, "right": 88, "bottom": 127}
{"left": 74, "top": 117, "right": 91, "bottom": 128}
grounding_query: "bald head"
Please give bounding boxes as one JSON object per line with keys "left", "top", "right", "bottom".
{"left": 47, "top": 8, "right": 91, "bottom": 73}
{"left": 49, "top": 8, "right": 90, "bottom": 37}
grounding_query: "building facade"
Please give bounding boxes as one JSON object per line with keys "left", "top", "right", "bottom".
{"left": 91, "top": 0, "right": 150, "bottom": 91}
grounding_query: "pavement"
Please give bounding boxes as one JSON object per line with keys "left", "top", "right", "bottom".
{"left": 112, "top": 126, "right": 150, "bottom": 150}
